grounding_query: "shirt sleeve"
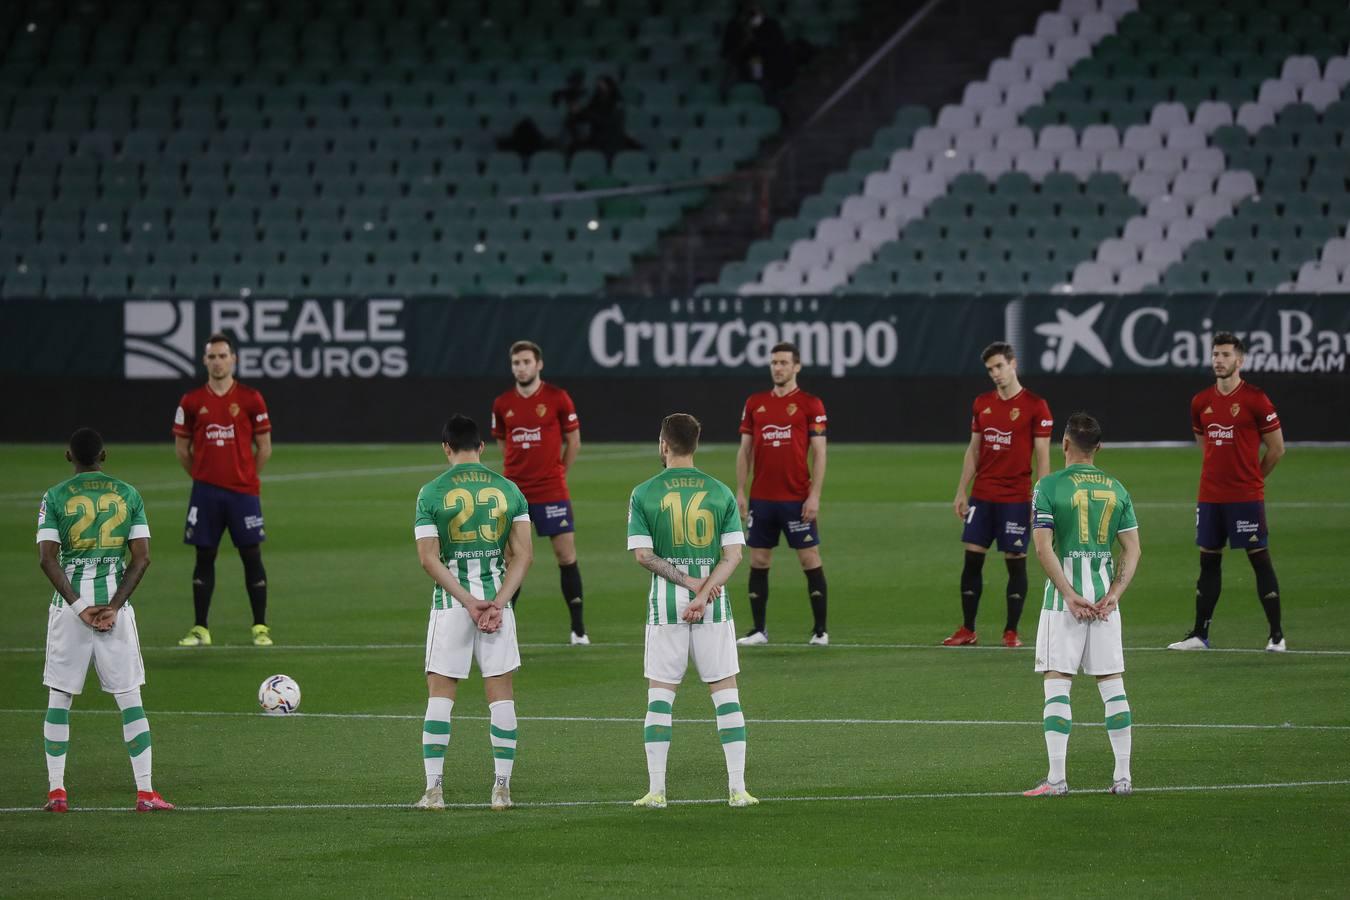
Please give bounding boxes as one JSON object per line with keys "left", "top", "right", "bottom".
{"left": 807, "top": 395, "right": 828, "bottom": 438}
{"left": 719, "top": 487, "right": 745, "bottom": 546}
{"left": 1117, "top": 493, "right": 1139, "bottom": 533}
{"left": 1253, "top": 390, "right": 1281, "bottom": 434}
{"left": 1191, "top": 393, "right": 1204, "bottom": 435}
{"left": 1032, "top": 478, "right": 1055, "bottom": 530}
{"left": 490, "top": 398, "right": 505, "bottom": 440}
{"left": 510, "top": 485, "right": 531, "bottom": 522}
{"left": 738, "top": 399, "right": 754, "bottom": 436}
{"left": 250, "top": 390, "right": 272, "bottom": 434}
{"left": 127, "top": 488, "right": 150, "bottom": 541}
{"left": 172, "top": 394, "right": 193, "bottom": 439}
{"left": 626, "top": 488, "right": 653, "bottom": 550}
{"left": 36, "top": 490, "right": 60, "bottom": 544}
{"left": 1033, "top": 398, "right": 1054, "bottom": 438}
{"left": 970, "top": 398, "right": 980, "bottom": 434}
{"left": 557, "top": 390, "right": 580, "bottom": 434}
{"left": 413, "top": 489, "right": 439, "bottom": 540}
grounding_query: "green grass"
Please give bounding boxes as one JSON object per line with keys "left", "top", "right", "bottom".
{"left": 1, "top": 442, "right": 1348, "bottom": 898}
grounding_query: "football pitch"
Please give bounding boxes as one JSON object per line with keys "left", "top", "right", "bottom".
{"left": 1, "top": 441, "right": 1347, "bottom": 898}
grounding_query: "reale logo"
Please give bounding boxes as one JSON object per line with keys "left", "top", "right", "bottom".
{"left": 125, "top": 301, "right": 196, "bottom": 379}
{"left": 1033, "top": 302, "right": 1113, "bottom": 372}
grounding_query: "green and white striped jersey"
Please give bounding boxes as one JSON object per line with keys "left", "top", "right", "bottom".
{"left": 414, "top": 462, "right": 529, "bottom": 609}
{"left": 626, "top": 466, "right": 744, "bottom": 625}
{"left": 36, "top": 472, "right": 150, "bottom": 608}
{"left": 1032, "top": 463, "right": 1139, "bottom": 612}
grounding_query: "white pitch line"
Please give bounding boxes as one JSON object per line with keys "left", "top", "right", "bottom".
{"left": 0, "top": 707, "right": 1344, "bottom": 731}
{"left": 1, "top": 779, "right": 1346, "bottom": 814}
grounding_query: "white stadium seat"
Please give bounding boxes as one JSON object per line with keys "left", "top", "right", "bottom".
{"left": 1122, "top": 124, "right": 1163, "bottom": 152}
{"left": 1190, "top": 195, "right": 1234, "bottom": 226}
{"left": 1323, "top": 56, "right": 1350, "bottom": 89}
{"left": 858, "top": 218, "right": 901, "bottom": 248}
{"left": 937, "top": 104, "right": 979, "bottom": 130}
{"left": 803, "top": 263, "right": 849, "bottom": 293}
{"left": 864, "top": 171, "right": 906, "bottom": 201}
{"left": 994, "top": 126, "right": 1035, "bottom": 153}
{"left": 1057, "top": 147, "right": 1098, "bottom": 177}
{"left": 1215, "top": 170, "right": 1258, "bottom": 201}
{"left": 1061, "top": 0, "right": 1099, "bottom": 18}
{"left": 1236, "top": 101, "right": 1276, "bottom": 132}
{"left": 1100, "top": 0, "right": 1138, "bottom": 18}
{"left": 931, "top": 150, "right": 972, "bottom": 177}
{"left": 761, "top": 261, "right": 803, "bottom": 291}
{"left": 1141, "top": 148, "right": 1185, "bottom": 175}
{"left": 1037, "top": 124, "right": 1078, "bottom": 152}
{"left": 1097, "top": 237, "right": 1139, "bottom": 266}
{"left": 1116, "top": 262, "right": 1160, "bottom": 292}
{"left": 1080, "top": 124, "right": 1120, "bottom": 152}
{"left": 1028, "top": 58, "right": 1069, "bottom": 89}
{"left": 1011, "top": 35, "right": 1051, "bottom": 64}
{"left": 1076, "top": 12, "right": 1116, "bottom": 43}
{"left": 1302, "top": 80, "right": 1340, "bottom": 112}
{"left": 1145, "top": 195, "right": 1188, "bottom": 223}
{"left": 831, "top": 242, "right": 874, "bottom": 270}
{"left": 788, "top": 239, "right": 831, "bottom": 268}
{"left": 978, "top": 105, "right": 1020, "bottom": 129}
{"left": 1192, "top": 101, "right": 1234, "bottom": 132}
{"left": 1123, "top": 218, "right": 1164, "bottom": 244}
{"left": 884, "top": 196, "right": 928, "bottom": 222}
{"left": 960, "top": 82, "right": 1004, "bottom": 111}
{"left": 888, "top": 149, "right": 929, "bottom": 176}
{"left": 1002, "top": 83, "right": 1045, "bottom": 112}
{"left": 1164, "top": 125, "right": 1207, "bottom": 151}
{"left": 1035, "top": 12, "right": 1075, "bottom": 42}
{"left": 1322, "top": 238, "right": 1350, "bottom": 266}
{"left": 1165, "top": 217, "right": 1208, "bottom": 245}
{"left": 1071, "top": 261, "right": 1115, "bottom": 292}
{"left": 1099, "top": 148, "right": 1141, "bottom": 176}
{"left": 972, "top": 148, "right": 1015, "bottom": 178}
{"left": 905, "top": 172, "right": 947, "bottom": 202}
{"left": 839, "top": 196, "right": 884, "bottom": 225}
{"left": 955, "top": 128, "right": 996, "bottom": 153}
{"left": 1295, "top": 261, "right": 1341, "bottom": 292}
{"left": 912, "top": 127, "right": 956, "bottom": 153}
{"left": 1281, "top": 56, "right": 1321, "bottom": 87}
{"left": 1184, "top": 147, "right": 1225, "bottom": 174}
{"left": 1128, "top": 170, "right": 1171, "bottom": 202}
{"left": 987, "top": 58, "right": 1028, "bottom": 86}
{"left": 816, "top": 217, "right": 858, "bottom": 246}
{"left": 1141, "top": 240, "right": 1183, "bottom": 268}
{"left": 1052, "top": 36, "right": 1092, "bottom": 66}
{"left": 1149, "top": 103, "right": 1190, "bottom": 130}
{"left": 1171, "top": 171, "right": 1216, "bottom": 200}
{"left": 1257, "top": 79, "right": 1299, "bottom": 107}
{"left": 1014, "top": 148, "right": 1056, "bottom": 179}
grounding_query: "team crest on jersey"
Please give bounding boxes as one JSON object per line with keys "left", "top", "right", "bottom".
{"left": 198, "top": 406, "right": 209, "bottom": 415}
{"left": 1010, "top": 408, "right": 1020, "bottom": 421}
{"left": 536, "top": 403, "right": 547, "bottom": 417}
{"left": 1231, "top": 403, "right": 1241, "bottom": 417}
{"left": 229, "top": 403, "right": 240, "bottom": 417}
{"left": 786, "top": 403, "right": 798, "bottom": 416}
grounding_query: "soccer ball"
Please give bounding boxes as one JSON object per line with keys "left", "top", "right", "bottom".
{"left": 258, "top": 674, "right": 301, "bottom": 715}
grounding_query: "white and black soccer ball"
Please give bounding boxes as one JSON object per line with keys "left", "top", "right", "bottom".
{"left": 258, "top": 674, "right": 301, "bottom": 715}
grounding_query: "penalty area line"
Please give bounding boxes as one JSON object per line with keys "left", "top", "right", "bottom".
{"left": 2, "top": 779, "right": 1347, "bottom": 814}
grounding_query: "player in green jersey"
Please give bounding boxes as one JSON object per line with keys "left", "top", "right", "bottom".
{"left": 411, "top": 415, "right": 533, "bottom": 812}
{"left": 1023, "top": 413, "right": 1141, "bottom": 798}
{"left": 627, "top": 413, "right": 757, "bottom": 809}
{"left": 36, "top": 428, "right": 172, "bottom": 813}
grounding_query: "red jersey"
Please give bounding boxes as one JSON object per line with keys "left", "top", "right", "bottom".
{"left": 970, "top": 387, "right": 1053, "bottom": 503}
{"left": 1192, "top": 381, "right": 1281, "bottom": 503}
{"left": 172, "top": 382, "right": 271, "bottom": 495}
{"left": 739, "top": 387, "right": 828, "bottom": 501}
{"left": 490, "top": 382, "right": 579, "bottom": 502}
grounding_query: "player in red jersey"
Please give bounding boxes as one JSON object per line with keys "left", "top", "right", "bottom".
{"left": 945, "top": 342, "right": 1052, "bottom": 648}
{"left": 172, "top": 333, "right": 274, "bottom": 648}
{"left": 490, "top": 341, "right": 588, "bottom": 644}
{"left": 1169, "top": 332, "right": 1287, "bottom": 652}
{"left": 734, "top": 342, "right": 829, "bottom": 646}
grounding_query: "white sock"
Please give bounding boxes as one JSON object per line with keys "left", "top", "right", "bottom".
{"left": 489, "top": 700, "right": 517, "bottom": 786}
{"left": 644, "top": 688, "right": 675, "bottom": 794}
{"left": 711, "top": 688, "right": 747, "bottom": 793}
{"left": 1099, "top": 677, "right": 1132, "bottom": 782}
{"left": 114, "top": 689, "right": 153, "bottom": 792}
{"left": 1042, "top": 678, "right": 1072, "bottom": 784}
{"left": 423, "top": 696, "right": 453, "bottom": 791}
{"left": 45, "top": 689, "right": 73, "bottom": 792}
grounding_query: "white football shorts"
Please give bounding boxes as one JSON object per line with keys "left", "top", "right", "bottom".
{"left": 43, "top": 604, "right": 145, "bottom": 695}
{"left": 425, "top": 606, "right": 520, "bottom": 679}
{"left": 644, "top": 619, "right": 740, "bottom": 684}
{"left": 1033, "top": 605, "right": 1125, "bottom": 676}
